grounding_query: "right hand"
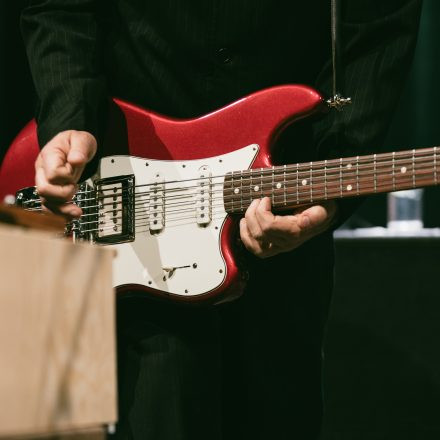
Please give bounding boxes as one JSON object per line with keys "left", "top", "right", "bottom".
{"left": 35, "top": 130, "right": 97, "bottom": 218}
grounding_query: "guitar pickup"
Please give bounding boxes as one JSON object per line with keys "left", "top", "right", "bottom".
{"left": 92, "top": 175, "right": 135, "bottom": 244}
{"left": 196, "top": 169, "right": 211, "bottom": 226}
{"left": 149, "top": 175, "right": 165, "bottom": 232}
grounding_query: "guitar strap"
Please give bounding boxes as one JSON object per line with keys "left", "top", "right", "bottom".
{"left": 327, "top": 0, "right": 352, "bottom": 110}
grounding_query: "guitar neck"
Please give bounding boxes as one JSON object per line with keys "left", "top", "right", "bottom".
{"left": 224, "top": 146, "right": 440, "bottom": 213}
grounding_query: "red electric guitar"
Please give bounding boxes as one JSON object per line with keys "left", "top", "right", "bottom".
{"left": 1, "top": 85, "right": 438, "bottom": 304}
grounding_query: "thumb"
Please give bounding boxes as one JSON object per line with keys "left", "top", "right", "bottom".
{"left": 67, "top": 131, "right": 97, "bottom": 166}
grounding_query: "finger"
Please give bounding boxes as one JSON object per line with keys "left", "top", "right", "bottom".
{"left": 67, "top": 131, "right": 97, "bottom": 181}
{"left": 244, "top": 199, "right": 264, "bottom": 240}
{"left": 255, "top": 197, "right": 276, "bottom": 233}
{"left": 40, "top": 131, "right": 97, "bottom": 185}
{"left": 35, "top": 166, "right": 77, "bottom": 202}
{"left": 295, "top": 204, "right": 330, "bottom": 231}
{"left": 41, "top": 197, "right": 82, "bottom": 219}
{"left": 255, "top": 210, "right": 302, "bottom": 238}
{"left": 239, "top": 218, "right": 264, "bottom": 256}
{"left": 39, "top": 141, "right": 74, "bottom": 185}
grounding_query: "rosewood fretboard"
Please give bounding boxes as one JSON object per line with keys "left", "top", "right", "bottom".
{"left": 223, "top": 147, "right": 439, "bottom": 213}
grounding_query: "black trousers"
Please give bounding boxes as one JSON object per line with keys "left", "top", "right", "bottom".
{"left": 113, "top": 233, "right": 333, "bottom": 440}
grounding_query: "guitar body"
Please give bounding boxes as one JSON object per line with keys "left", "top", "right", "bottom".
{"left": 0, "top": 85, "right": 324, "bottom": 304}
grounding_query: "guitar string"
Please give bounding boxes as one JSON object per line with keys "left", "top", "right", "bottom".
{"left": 35, "top": 169, "right": 437, "bottom": 235}
{"left": 23, "top": 149, "right": 436, "bottom": 204}
{"left": 78, "top": 151, "right": 440, "bottom": 201}
{"left": 24, "top": 164, "right": 437, "bottom": 221}
{"left": 86, "top": 162, "right": 440, "bottom": 214}
{"left": 28, "top": 171, "right": 437, "bottom": 235}
{"left": 82, "top": 168, "right": 438, "bottom": 235}
{"left": 70, "top": 147, "right": 439, "bottom": 197}
{"left": 21, "top": 152, "right": 440, "bottom": 208}
{"left": 92, "top": 154, "right": 440, "bottom": 202}
{"left": 24, "top": 163, "right": 436, "bottom": 220}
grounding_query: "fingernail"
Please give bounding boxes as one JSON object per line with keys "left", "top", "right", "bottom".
{"left": 300, "top": 215, "right": 310, "bottom": 228}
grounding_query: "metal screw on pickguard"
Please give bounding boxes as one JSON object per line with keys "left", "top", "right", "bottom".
{"left": 193, "top": 263, "right": 197, "bottom": 268}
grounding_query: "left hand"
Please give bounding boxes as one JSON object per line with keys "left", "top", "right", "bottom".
{"left": 239, "top": 197, "right": 338, "bottom": 258}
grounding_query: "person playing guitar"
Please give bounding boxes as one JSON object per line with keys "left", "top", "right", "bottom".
{"left": 19, "top": 1, "right": 422, "bottom": 438}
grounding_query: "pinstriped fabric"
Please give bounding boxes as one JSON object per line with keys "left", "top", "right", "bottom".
{"left": 21, "top": 0, "right": 422, "bottom": 148}
{"left": 310, "top": 0, "right": 422, "bottom": 221}
{"left": 315, "top": 0, "right": 422, "bottom": 160}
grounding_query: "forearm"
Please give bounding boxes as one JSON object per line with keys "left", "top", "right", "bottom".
{"left": 21, "top": 0, "right": 107, "bottom": 147}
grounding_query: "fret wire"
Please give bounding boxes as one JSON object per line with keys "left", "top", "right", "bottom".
{"left": 310, "top": 162, "right": 313, "bottom": 203}
{"left": 240, "top": 172, "right": 243, "bottom": 213}
{"left": 271, "top": 166, "right": 275, "bottom": 206}
{"left": 260, "top": 168, "right": 263, "bottom": 200}
{"left": 392, "top": 152, "right": 396, "bottom": 191}
{"left": 296, "top": 163, "right": 299, "bottom": 205}
{"left": 435, "top": 147, "right": 438, "bottom": 185}
{"left": 356, "top": 156, "right": 360, "bottom": 195}
{"left": 324, "top": 159, "right": 328, "bottom": 200}
{"left": 231, "top": 172, "right": 235, "bottom": 213}
{"left": 412, "top": 149, "right": 416, "bottom": 188}
{"left": 373, "top": 154, "right": 377, "bottom": 193}
{"left": 250, "top": 169, "right": 254, "bottom": 206}
{"left": 284, "top": 165, "right": 287, "bottom": 206}
{"left": 339, "top": 158, "right": 343, "bottom": 197}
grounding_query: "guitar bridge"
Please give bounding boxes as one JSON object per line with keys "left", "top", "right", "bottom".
{"left": 82, "top": 175, "right": 135, "bottom": 245}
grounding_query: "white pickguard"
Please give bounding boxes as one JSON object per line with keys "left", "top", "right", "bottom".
{"left": 92, "top": 144, "right": 259, "bottom": 297}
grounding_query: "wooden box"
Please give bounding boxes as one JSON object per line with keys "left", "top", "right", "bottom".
{"left": 0, "top": 224, "right": 117, "bottom": 437}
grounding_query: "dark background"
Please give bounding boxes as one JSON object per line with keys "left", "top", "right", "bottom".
{"left": 1, "top": 1, "right": 440, "bottom": 439}
{"left": 346, "top": 0, "right": 440, "bottom": 228}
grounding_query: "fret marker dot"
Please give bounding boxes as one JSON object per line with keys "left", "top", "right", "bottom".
{"left": 401, "top": 166, "right": 407, "bottom": 174}
{"left": 276, "top": 182, "right": 282, "bottom": 189}
{"left": 346, "top": 185, "right": 353, "bottom": 191}
{"left": 346, "top": 163, "right": 352, "bottom": 169}
{"left": 302, "top": 179, "right": 308, "bottom": 186}
{"left": 254, "top": 185, "right": 259, "bottom": 192}
{"left": 234, "top": 188, "right": 240, "bottom": 194}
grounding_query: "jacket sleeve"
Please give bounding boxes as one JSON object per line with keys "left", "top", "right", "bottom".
{"left": 21, "top": 0, "right": 108, "bottom": 148}
{"left": 312, "top": 0, "right": 423, "bottom": 226}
